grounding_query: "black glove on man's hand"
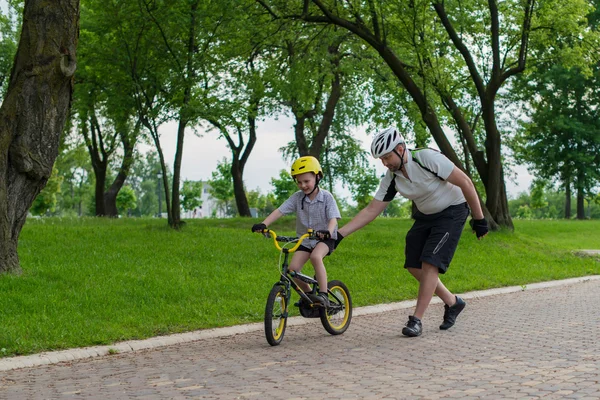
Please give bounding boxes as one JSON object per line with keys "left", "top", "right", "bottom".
{"left": 334, "top": 232, "right": 344, "bottom": 248}
{"left": 469, "top": 218, "right": 488, "bottom": 239}
{"left": 316, "top": 230, "right": 331, "bottom": 240}
{"left": 251, "top": 223, "right": 267, "bottom": 233}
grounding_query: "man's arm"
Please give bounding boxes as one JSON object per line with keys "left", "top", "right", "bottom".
{"left": 338, "top": 199, "right": 388, "bottom": 237}
{"left": 445, "top": 166, "right": 485, "bottom": 220}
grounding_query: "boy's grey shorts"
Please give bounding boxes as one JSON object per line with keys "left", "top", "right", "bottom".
{"left": 404, "top": 202, "right": 470, "bottom": 274}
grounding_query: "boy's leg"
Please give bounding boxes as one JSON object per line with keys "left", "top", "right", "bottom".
{"left": 289, "top": 251, "right": 312, "bottom": 293}
{"left": 309, "top": 243, "right": 329, "bottom": 293}
{"left": 309, "top": 243, "right": 330, "bottom": 306}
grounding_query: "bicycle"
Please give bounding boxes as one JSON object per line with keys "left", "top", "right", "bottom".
{"left": 255, "top": 228, "right": 352, "bottom": 346}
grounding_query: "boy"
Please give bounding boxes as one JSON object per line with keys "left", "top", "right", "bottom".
{"left": 252, "top": 156, "right": 341, "bottom": 307}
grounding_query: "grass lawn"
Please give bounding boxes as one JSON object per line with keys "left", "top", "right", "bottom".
{"left": 1, "top": 217, "right": 598, "bottom": 358}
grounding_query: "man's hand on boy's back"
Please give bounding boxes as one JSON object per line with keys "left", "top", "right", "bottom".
{"left": 251, "top": 223, "right": 267, "bottom": 232}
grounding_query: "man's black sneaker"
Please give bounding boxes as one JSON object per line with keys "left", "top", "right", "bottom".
{"left": 402, "top": 315, "right": 422, "bottom": 337}
{"left": 440, "top": 296, "right": 466, "bottom": 330}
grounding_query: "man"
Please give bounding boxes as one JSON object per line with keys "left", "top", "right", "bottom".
{"left": 338, "top": 127, "right": 488, "bottom": 337}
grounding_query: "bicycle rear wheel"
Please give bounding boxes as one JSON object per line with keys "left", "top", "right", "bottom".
{"left": 320, "top": 280, "right": 352, "bottom": 335}
{"left": 264, "top": 285, "right": 288, "bottom": 346}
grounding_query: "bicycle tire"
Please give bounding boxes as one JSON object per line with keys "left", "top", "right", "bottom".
{"left": 264, "top": 285, "right": 288, "bottom": 346}
{"left": 320, "top": 280, "right": 352, "bottom": 335}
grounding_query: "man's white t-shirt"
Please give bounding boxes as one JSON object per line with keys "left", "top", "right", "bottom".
{"left": 374, "top": 149, "right": 466, "bottom": 214}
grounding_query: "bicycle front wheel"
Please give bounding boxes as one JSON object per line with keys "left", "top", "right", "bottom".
{"left": 320, "top": 280, "right": 352, "bottom": 335}
{"left": 264, "top": 285, "right": 288, "bottom": 346}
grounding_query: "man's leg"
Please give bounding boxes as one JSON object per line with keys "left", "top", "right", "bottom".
{"left": 402, "top": 262, "right": 438, "bottom": 337}
{"left": 407, "top": 267, "right": 457, "bottom": 307}
{"left": 408, "top": 264, "right": 465, "bottom": 330}
{"left": 412, "top": 262, "right": 439, "bottom": 319}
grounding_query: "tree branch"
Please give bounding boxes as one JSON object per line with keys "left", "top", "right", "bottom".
{"left": 500, "top": 0, "right": 535, "bottom": 84}
{"left": 432, "top": 1, "right": 486, "bottom": 98}
{"left": 488, "top": 0, "right": 500, "bottom": 75}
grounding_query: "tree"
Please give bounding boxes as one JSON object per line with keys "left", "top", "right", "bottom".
{"left": 0, "top": 0, "right": 79, "bottom": 274}
{"left": 30, "top": 166, "right": 63, "bottom": 216}
{"left": 270, "top": 169, "right": 298, "bottom": 205}
{"left": 116, "top": 186, "right": 137, "bottom": 216}
{"left": 208, "top": 158, "right": 236, "bottom": 216}
{"left": 516, "top": 65, "right": 600, "bottom": 219}
{"left": 0, "top": 1, "right": 20, "bottom": 98}
{"left": 347, "top": 165, "right": 379, "bottom": 210}
{"left": 75, "top": 0, "right": 144, "bottom": 217}
{"left": 257, "top": 0, "right": 594, "bottom": 230}
{"left": 247, "top": 189, "right": 277, "bottom": 217}
{"left": 180, "top": 180, "right": 203, "bottom": 213}
{"left": 49, "top": 129, "right": 94, "bottom": 217}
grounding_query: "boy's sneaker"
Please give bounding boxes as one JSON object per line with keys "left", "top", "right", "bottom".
{"left": 440, "top": 296, "right": 466, "bottom": 330}
{"left": 402, "top": 315, "right": 422, "bottom": 337}
{"left": 310, "top": 292, "right": 330, "bottom": 308}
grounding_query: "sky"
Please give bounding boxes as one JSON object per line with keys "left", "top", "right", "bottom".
{"left": 155, "top": 116, "right": 534, "bottom": 203}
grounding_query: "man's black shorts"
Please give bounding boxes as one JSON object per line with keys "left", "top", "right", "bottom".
{"left": 404, "top": 202, "right": 470, "bottom": 274}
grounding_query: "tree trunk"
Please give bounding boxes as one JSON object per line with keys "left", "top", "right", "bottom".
{"left": 169, "top": 0, "right": 199, "bottom": 229}
{"left": 0, "top": 0, "right": 79, "bottom": 274}
{"left": 171, "top": 117, "right": 187, "bottom": 228}
{"left": 104, "top": 127, "right": 136, "bottom": 217}
{"left": 230, "top": 115, "right": 258, "bottom": 217}
{"left": 232, "top": 158, "right": 250, "bottom": 216}
{"left": 293, "top": 113, "right": 310, "bottom": 156}
{"left": 576, "top": 170, "right": 585, "bottom": 219}
{"left": 481, "top": 100, "right": 514, "bottom": 230}
{"left": 93, "top": 166, "right": 107, "bottom": 216}
{"left": 565, "top": 179, "right": 571, "bottom": 219}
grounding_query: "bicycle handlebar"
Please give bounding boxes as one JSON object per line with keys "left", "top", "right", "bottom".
{"left": 255, "top": 229, "right": 314, "bottom": 252}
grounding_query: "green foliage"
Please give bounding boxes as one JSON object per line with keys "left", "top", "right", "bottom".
{"left": 208, "top": 158, "right": 236, "bottom": 216}
{"left": 0, "top": 1, "right": 20, "bottom": 98}
{"left": 515, "top": 64, "right": 600, "bottom": 198}
{"left": 269, "top": 169, "right": 298, "bottom": 206}
{"left": 116, "top": 186, "right": 137, "bottom": 216}
{"left": 347, "top": 165, "right": 379, "bottom": 210}
{"left": 180, "top": 180, "right": 203, "bottom": 212}
{"left": 530, "top": 180, "right": 549, "bottom": 210}
{"left": 383, "top": 199, "right": 412, "bottom": 218}
{"left": 508, "top": 187, "right": 600, "bottom": 219}
{"left": 127, "top": 151, "right": 166, "bottom": 217}
{"left": 0, "top": 217, "right": 597, "bottom": 357}
{"left": 246, "top": 189, "right": 277, "bottom": 218}
{"left": 30, "top": 167, "right": 63, "bottom": 216}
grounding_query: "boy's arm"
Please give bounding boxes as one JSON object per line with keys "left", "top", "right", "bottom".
{"left": 252, "top": 209, "right": 283, "bottom": 232}
{"left": 338, "top": 199, "right": 388, "bottom": 237}
{"left": 262, "top": 209, "right": 283, "bottom": 227}
{"left": 327, "top": 218, "right": 338, "bottom": 236}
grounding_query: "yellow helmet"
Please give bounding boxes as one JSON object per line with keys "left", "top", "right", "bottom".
{"left": 290, "top": 156, "right": 323, "bottom": 179}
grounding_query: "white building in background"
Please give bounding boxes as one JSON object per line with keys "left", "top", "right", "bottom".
{"left": 193, "top": 182, "right": 225, "bottom": 218}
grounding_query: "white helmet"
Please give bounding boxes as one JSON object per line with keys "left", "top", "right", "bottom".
{"left": 371, "top": 127, "right": 405, "bottom": 158}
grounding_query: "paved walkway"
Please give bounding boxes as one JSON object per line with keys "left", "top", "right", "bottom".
{"left": 1, "top": 276, "right": 600, "bottom": 399}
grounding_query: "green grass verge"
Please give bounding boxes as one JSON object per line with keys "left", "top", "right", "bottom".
{"left": 1, "top": 217, "right": 598, "bottom": 357}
